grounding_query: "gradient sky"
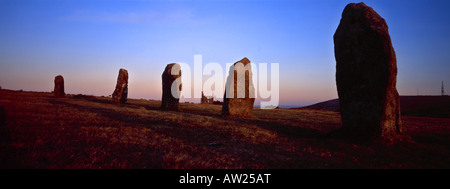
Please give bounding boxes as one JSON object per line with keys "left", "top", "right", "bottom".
{"left": 1, "top": 0, "right": 449, "bottom": 107}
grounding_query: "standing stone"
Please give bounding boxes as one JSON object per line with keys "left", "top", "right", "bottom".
{"left": 222, "top": 57, "right": 255, "bottom": 117}
{"left": 112, "top": 68, "right": 128, "bottom": 104}
{"left": 54, "top": 75, "right": 65, "bottom": 98}
{"left": 161, "top": 63, "right": 182, "bottom": 111}
{"left": 334, "top": 2, "right": 401, "bottom": 140}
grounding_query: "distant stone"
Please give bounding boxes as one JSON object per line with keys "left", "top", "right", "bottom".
{"left": 222, "top": 57, "right": 255, "bottom": 117}
{"left": 201, "top": 91, "right": 214, "bottom": 104}
{"left": 161, "top": 63, "right": 182, "bottom": 111}
{"left": 334, "top": 2, "right": 402, "bottom": 140}
{"left": 112, "top": 68, "right": 128, "bottom": 104}
{"left": 54, "top": 75, "right": 65, "bottom": 98}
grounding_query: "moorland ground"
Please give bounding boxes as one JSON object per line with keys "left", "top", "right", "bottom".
{"left": 0, "top": 89, "right": 449, "bottom": 168}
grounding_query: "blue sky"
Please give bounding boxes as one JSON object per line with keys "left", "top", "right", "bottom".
{"left": 0, "top": 0, "right": 449, "bottom": 107}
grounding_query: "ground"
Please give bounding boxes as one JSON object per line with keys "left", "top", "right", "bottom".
{"left": 0, "top": 89, "right": 449, "bottom": 168}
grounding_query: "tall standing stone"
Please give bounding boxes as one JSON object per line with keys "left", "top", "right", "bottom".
{"left": 334, "top": 2, "right": 401, "bottom": 140}
{"left": 54, "top": 75, "right": 65, "bottom": 98}
{"left": 161, "top": 63, "right": 182, "bottom": 111}
{"left": 222, "top": 57, "right": 255, "bottom": 117}
{"left": 112, "top": 68, "right": 128, "bottom": 104}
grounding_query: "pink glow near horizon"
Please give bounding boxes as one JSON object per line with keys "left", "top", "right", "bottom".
{"left": 0, "top": 68, "right": 337, "bottom": 108}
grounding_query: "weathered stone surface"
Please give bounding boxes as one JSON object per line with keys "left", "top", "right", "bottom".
{"left": 161, "top": 63, "right": 182, "bottom": 111}
{"left": 222, "top": 57, "right": 255, "bottom": 117}
{"left": 54, "top": 75, "right": 65, "bottom": 98}
{"left": 334, "top": 2, "right": 401, "bottom": 140}
{"left": 112, "top": 68, "right": 128, "bottom": 104}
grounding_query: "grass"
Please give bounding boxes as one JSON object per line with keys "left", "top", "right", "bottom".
{"left": 0, "top": 89, "right": 449, "bottom": 168}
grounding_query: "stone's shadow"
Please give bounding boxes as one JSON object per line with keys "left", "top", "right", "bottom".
{"left": 71, "top": 95, "right": 162, "bottom": 111}
{"left": 49, "top": 98, "right": 175, "bottom": 127}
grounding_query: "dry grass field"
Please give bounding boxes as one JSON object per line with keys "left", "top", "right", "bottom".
{"left": 0, "top": 89, "right": 449, "bottom": 169}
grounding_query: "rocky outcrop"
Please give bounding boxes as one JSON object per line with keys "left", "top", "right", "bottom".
{"left": 201, "top": 91, "right": 214, "bottom": 104}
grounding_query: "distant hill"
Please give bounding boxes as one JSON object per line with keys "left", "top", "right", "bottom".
{"left": 296, "top": 96, "right": 450, "bottom": 118}
{"left": 296, "top": 99, "right": 341, "bottom": 112}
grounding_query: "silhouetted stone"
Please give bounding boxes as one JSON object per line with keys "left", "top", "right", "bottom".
{"left": 222, "top": 57, "right": 255, "bottom": 117}
{"left": 334, "top": 2, "right": 402, "bottom": 140}
{"left": 112, "top": 68, "right": 128, "bottom": 104}
{"left": 54, "top": 75, "right": 65, "bottom": 98}
{"left": 161, "top": 63, "right": 182, "bottom": 111}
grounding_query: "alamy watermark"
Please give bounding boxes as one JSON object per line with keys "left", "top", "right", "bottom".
{"left": 170, "top": 55, "right": 279, "bottom": 109}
